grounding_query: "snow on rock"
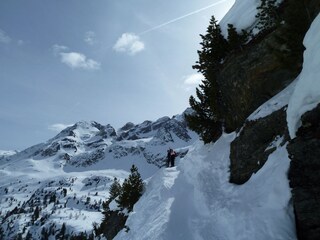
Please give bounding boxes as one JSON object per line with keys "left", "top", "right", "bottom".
{"left": 0, "top": 150, "right": 18, "bottom": 156}
{"left": 219, "top": 0, "right": 259, "bottom": 36}
{"left": 248, "top": 79, "right": 297, "bottom": 121}
{"left": 219, "top": 0, "right": 283, "bottom": 37}
{"left": 287, "top": 14, "right": 320, "bottom": 138}
{"left": 115, "top": 133, "right": 296, "bottom": 240}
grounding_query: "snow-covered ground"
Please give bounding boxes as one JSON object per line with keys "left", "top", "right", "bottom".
{"left": 248, "top": 79, "right": 297, "bottom": 121}
{"left": 116, "top": 133, "right": 296, "bottom": 240}
{"left": 219, "top": 0, "right": 260, "bottom": 36}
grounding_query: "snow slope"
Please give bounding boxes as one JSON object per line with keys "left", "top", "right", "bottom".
{"left": 248, "top": 79, "right": 297, "bottom": 121}
{"left": 115, "top": 133, "right": 296, "bottom": 240}
{"left": 219, "top": 0, "right": 282, "bottom": 36}
{"left": 287, "top": 13, "right": 320, "bottom": 138}
{"left": 219, "top": 0, "right": 260, "bottom": 36}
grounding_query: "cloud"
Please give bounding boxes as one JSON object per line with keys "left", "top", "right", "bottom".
{"left": 84, "top": 31, "right": 97, "bottom": 45}
{"left": 183, "top": 73, "right": 203, "bottom": 91}
{"left": 60, "top": 52, "right": 100, "bottom": 70}
{"left": 0, "top": 29, "right": 11, "bottom": 44}
{"left": 48, "top": 123, "right": 73, "bottom": 132}
{"left": 113, "top": 33, "right": 145, "bottom": 55}
{"left": 52, "top": 44, "right": 100, "bottom": 70}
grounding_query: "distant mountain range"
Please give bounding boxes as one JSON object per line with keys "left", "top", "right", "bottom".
{"left": 0, "top": 108, "right": 198, "bottom": 239}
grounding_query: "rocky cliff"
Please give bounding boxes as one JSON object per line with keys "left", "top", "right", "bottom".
{"left": 287, "top": 104, "right": 320, "bottom": 240}
{"left": 217, "top": 0, "right": 320, "bottom": 132}
{"left": 224, "top": 0, "right": 320, "bottom": 239}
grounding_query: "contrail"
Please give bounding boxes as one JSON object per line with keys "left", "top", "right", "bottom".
{"left": 139, "top": 0, "right": 230, "bottom": 35}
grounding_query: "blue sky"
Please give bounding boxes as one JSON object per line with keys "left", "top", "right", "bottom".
{"left": 0, "top": 0, "right": 234, "bottom": 150}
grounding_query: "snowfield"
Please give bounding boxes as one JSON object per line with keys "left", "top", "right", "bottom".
{"left": 115, "top": 133, "right": 296, "bottom": 240}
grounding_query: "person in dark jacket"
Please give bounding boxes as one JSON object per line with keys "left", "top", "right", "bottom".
{"left": 169, "top": 149, "right": 176, "bottom": 167}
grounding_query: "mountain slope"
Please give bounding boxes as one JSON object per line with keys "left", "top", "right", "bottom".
{"left": 115, "top": 133, "right": 295, "bottom": 240}
{"left": 0, "top": 111, "right": 197, "bottom": 239}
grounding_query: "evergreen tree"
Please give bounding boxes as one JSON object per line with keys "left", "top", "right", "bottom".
{"left": 186, "top": 15, "right": 227, "bottom": 143}
{"left": 57, "top": 223, "right": 66, "bottom": 240}
{"left": 32, "top": 206, "right": 40, "bottom": 223}
{"left": 186, "top": 81, "right": 222, "bottom": 143}
{"left": 193, "top": 15, "right": 228, "bottom": 77}
{"left": 108, "top": 177, "right": 122, "bottom": 202}
{"left": 227, "top": 24, "right": 249, "bottom": 51}
{"left": 116, "top": 165, "right": 144, "bottom": 211}
{"left": 49, "top": 193, "right": 56, "bottom": 204}
{"left": 256, "top": 0, "right": 280, "bottom": 32}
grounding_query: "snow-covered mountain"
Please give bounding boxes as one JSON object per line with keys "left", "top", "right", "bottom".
{"left": 1, "top": 0, "right": 320, "bottom": 239}
{"left": 0, "top": 110, "right": 198, "bottom": 239}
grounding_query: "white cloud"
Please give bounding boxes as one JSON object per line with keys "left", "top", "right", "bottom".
{"left": 48, "top": 123, "right": 73, "bottom": 132}
{"left": 84, "top": 31, "right": 97, "bottom": 45}
{"left": 113, "top": 33, "right": 145, "bottom": 55}
{"left": 52, "top": 44, "right": 100, "bottom": 70}
{"left": 0, "top": 29, "right": 11, "bottom": 44}
{"left": 60, "top": 52, "right": 100, "bottom": 70}
{"left": 183, "top": 73, "right": 203, "bottom": 92}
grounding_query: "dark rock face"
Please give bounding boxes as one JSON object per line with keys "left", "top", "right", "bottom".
{"left": 216, "top": 0, "right": 318, "bottom": 132}
{"left": 287, "top": 104, "right": 320, "bottom": 240}
{"left": 230, "top": 107, "right": 288, "bottom": 184}
{"left": 217, "top": 24, "right": 302, "bottom": 132}
{"left": 217, "top": 33, "right": 298, "bottom": 132}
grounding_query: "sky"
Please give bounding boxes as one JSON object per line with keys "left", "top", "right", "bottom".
{"left": 0, "top": 0, "right": 235, "bottom": 150}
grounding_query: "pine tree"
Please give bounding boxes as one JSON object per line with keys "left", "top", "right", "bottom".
{"left": 116, "top": 165, "right": 144, "bottom": 211}
{"left": 57, "top": 223, "right": 66, "bottom": 240}
{"left": 256, "top": 0, "right": 280, "bottom": 32}
{"left": 227, "top": 24, "right": 249, "bottom": 51}
{"left": 193, "top": 15, "right": 228, "bottom": 77}
{"left": 32, "top": 206, "right": 40, "bottom": 223}
{"left": 186, "top": 81, "right": 222, "bottom": 143}
{"left": 186, "top": 15, "right": 227, "bottom": 143}
{"left": 108, "top": 178, "right": 122, "bottom": 202}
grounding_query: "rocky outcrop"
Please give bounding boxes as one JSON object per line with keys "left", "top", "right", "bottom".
{"left": 217, "top": 0, "right": 317, "bottom": 132}
{"left": 229, "top": 107, "right": 289, "bottom": 184}
{"left": 287, "top": 103, "right": 320, "bottom": 240}
{"left": 217, "top": 32, "right": 298, "bottom": 132}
